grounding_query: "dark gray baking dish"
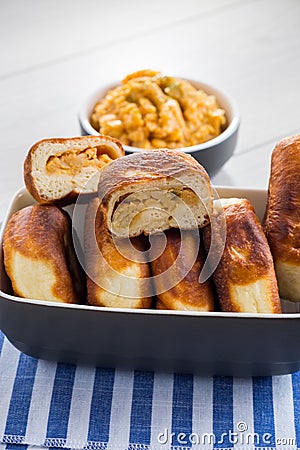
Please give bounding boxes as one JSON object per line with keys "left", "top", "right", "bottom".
{"left": 0, "top": 186, "right": 299, "bottom": 376}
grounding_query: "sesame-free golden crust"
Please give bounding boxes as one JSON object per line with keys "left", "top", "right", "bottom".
{"left": 98, "top": 148, "right": 211, "bottom": 205}
{"left": 3, "top": 204, "right": 83, "bottom": 303}
{"left": 155, "top": 299, "right": 168, "bottom": 310}
{"left": 85, "top": 198, "right": 152, "bottom": 308}
{"left": 203, "top": 199, "right": 281, "bottom": 313}
{"left": 264, "top": 134, "right": 300, "bottom": 264}
{"left": 24, "top": 135, "right": 124, "bottom": 206}
{"left": 150, "top": 228, "right": 214, "bottom": 311}
{"left": 24, "top": 154, "right": 41, "bottom": 204}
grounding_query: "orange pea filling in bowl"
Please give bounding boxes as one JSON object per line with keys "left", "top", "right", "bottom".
{"left": 90, "top": 70, "right": 227, "bottom": 150}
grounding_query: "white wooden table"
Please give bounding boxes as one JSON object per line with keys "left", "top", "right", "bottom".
{"left": 1, "top": 0, "right": 299, "bottom": 220}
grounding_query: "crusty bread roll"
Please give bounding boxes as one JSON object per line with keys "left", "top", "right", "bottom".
{"left": 150, "top": 229, "right": 214, "bottom": 311}
{"left": 3, "top": 205, "right": 84, "bottom": 303}
{"left": 203, "top": 198, "right": 281, "bottom": 313}
{"left": 98, "top": 149, "right": 213, "bottom": 237}
{"left": 156, "top": 299, "right": 168, "bottom": 310}
{"left": 264, "top": 134, "right": 300, "bottom": 301}
{"left": 24, "top": 136, "right": 124, "bottom": 205}
{"left": 85, "top": 198, "right": 152, "bottom": 308}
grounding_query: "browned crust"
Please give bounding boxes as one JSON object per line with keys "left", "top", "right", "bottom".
{"left": 98, "top": 148, "right": 210, "bottom": 206}
{"left": 24, "top": 154, "right": 42, "bottom": 204}
{"left": 155, "top": 299, "right": 168, "bottom": 310}
{"left": 264, "top": 134, "right": 300, "bottom": 264}
{"left": 85, "top": 198, "right": 152, "bottom": 308}
{"left": 24, "top": 135, "right": 124, "bottom": 206}
{"left": 203, "top": 199, "right": 281, "bottom": 313}
{"left": 150, "top": 228, "right": 214, "bottom": 311}
{"left": 3, "top": 204, "right": 84, "bottom": 303}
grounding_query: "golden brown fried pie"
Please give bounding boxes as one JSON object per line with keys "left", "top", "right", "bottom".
{"left": 203, "top": 198, "right": 281, "bottom": 313}
{"left": 85, "top": 198, "right": 152, "bottom": 308}
{"left": 155, "top": 299, "right": 168, "bottom": 310}
{"left": 150, "top": 228, "right": 214, "bottom": 311}
{"left": 98, "top": 149, "right": 213, "bottom": 237}
{"left": 264, "top": 133, "right": 300, "bottom": 301}
{"left": 24, "top": 135, "right": 124, "bottom": 205}
{"left": 3, "top": 205, "right": 84, "bottom": 303}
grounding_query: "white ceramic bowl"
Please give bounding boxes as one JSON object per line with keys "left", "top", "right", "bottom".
{"left": 79, "top": 79, "right": 240, "bottom": 177}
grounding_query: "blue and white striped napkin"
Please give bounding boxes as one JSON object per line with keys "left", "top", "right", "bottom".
{"left": 0, "top": 330, "right": 299, "bottom": 450}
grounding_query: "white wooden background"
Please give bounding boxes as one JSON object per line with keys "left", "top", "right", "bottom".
{"left": 1, "top": 0, "right": 300, "bottom": 220}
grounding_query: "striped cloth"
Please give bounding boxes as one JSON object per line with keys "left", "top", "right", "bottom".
{"left": 0, "top": 331, "right": 299, "bottom": 450}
